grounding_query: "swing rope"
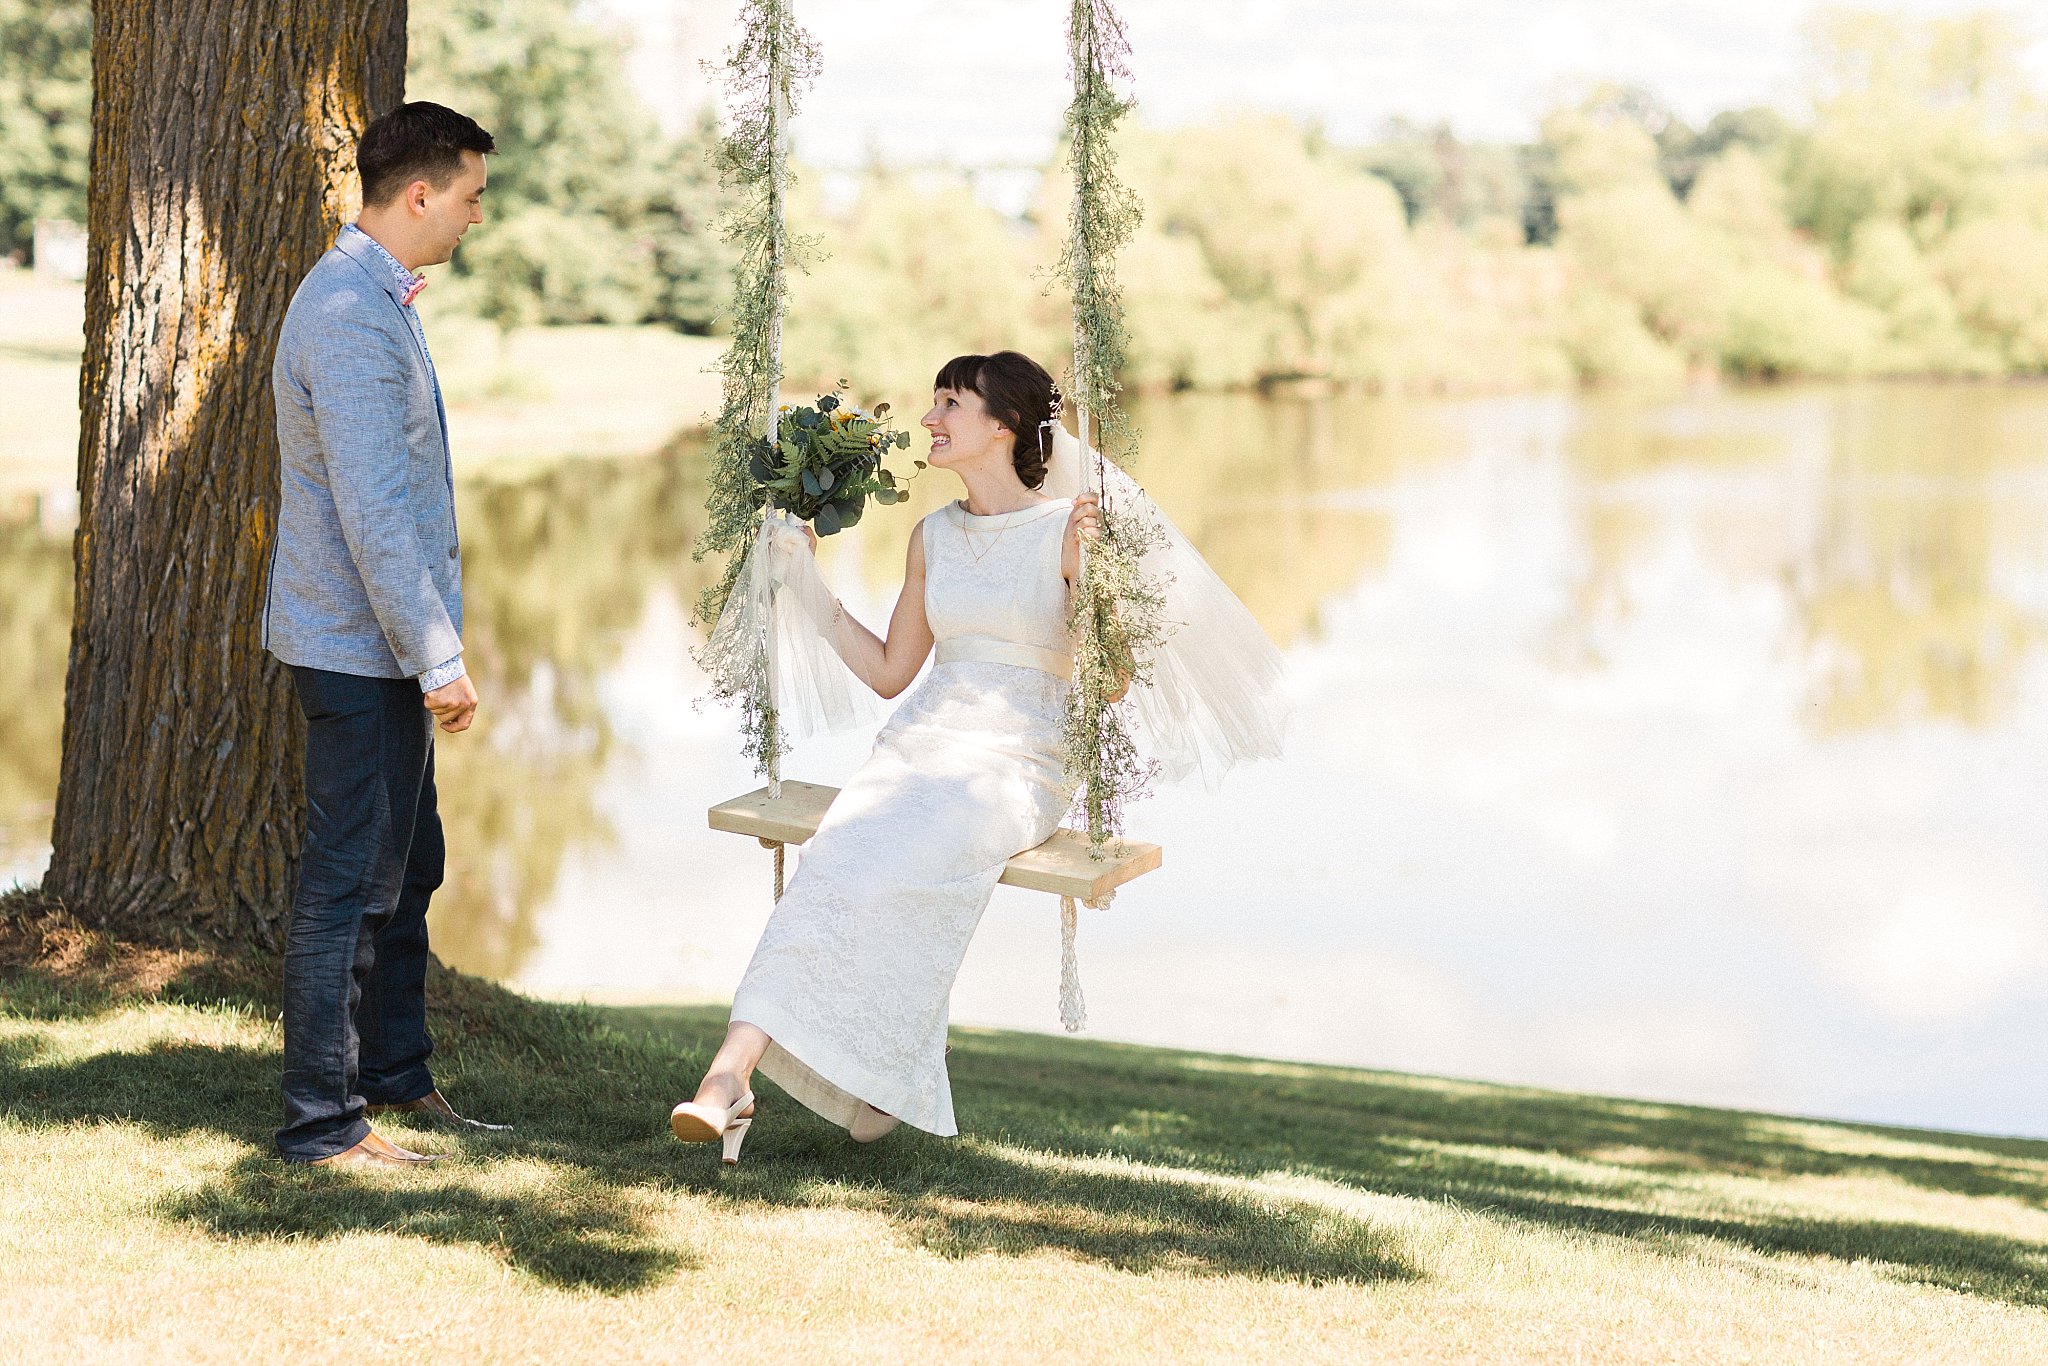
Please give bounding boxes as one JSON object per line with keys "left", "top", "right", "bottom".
{"left": 713, "top": 2, "right": 1152, "bottom": 1004}
{"left": 1059, "top": 896, "right": 1088, "bottom": 1032}
{"left": 762, "top": 16, "right": 791, "bottom": 805}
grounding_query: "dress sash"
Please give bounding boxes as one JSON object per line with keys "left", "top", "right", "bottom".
{"left": 935, "top": 635, "right": 1075, "bottom": 681}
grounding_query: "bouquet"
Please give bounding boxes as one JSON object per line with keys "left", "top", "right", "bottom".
{"left": 750, "top": 391, "right": 915, "bottom": 535}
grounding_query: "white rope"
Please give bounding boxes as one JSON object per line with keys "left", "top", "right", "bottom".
{"left": 1058, "top": 895, "right": 1087, "bottom": 1033}
{"left": 1060, "top": 12, "right": 1103, "bottom": 1038}
{"left": 763, "top": 13, "right": 792, "bottom": 801}
{"left": 1070, "top": 170, "right": 1095, "bottom": 504}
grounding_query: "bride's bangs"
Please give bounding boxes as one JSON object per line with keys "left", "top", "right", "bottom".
{"left": 933, "top": 354, "right": 990, "bottom": 397}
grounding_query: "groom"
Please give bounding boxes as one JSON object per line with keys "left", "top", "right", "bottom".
{"left": 264, "top": 101, "right": 506, "bottom": 1166}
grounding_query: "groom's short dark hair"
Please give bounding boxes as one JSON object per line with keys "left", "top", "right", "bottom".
{"left": 359, "top": 101, "right": 496, "bottom": 207}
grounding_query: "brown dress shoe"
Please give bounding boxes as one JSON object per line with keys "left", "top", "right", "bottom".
{"left": 366, "top": 1087, "right": 512, "bottom": 1133}
{"left": 308, "top": 1127, "right": 441, "bottom": 1168}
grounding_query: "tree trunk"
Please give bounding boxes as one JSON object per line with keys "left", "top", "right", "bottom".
{"left": 44, "top": 3, "right": 407, "bottom": 947}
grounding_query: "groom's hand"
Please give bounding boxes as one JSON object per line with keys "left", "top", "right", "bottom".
{"left": 425, "top": 675, "right": 479, "bottom": 733}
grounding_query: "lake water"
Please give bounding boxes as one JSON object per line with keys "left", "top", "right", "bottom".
{"left": 5, "top": 384, "right": 2048, "bottom": 1139}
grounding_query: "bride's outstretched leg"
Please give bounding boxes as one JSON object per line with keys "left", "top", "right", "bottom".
{"left": 671, "top": 1021, "right": 770, "bottom": 1160}
{"left": 694, "top": 1020, "right": 770, "bottom": 1108}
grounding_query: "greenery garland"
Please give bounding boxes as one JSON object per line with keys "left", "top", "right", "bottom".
{"left": 694, "top": 0, "right": 820, "bottom": 778}
{"left": 698, "top": 0, "right": 1165, "bottom": 828}
{"left": 1058, "top": 0, "right": 1169, "bottom": 853}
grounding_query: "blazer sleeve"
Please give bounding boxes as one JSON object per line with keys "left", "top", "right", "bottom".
{"left": 296, "top": 307, "right": 461, "bottom": 676}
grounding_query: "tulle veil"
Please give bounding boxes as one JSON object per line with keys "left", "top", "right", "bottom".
{"left": 701, "top": 425, "right": 1290, "bottom": 786}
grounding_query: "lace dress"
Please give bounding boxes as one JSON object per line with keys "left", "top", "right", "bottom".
{"left": 728, "top": 497, "right": 1078, "bottom": 1136}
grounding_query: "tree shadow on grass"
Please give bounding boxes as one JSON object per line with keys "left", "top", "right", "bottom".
{"left": 1471, "top": 1190, "right": 2048, "bottom": 1308}
{"left": 924, "top": 1024, "right": 2048, "bottom": 1309}
{"left": 941, "top": 1022, "right": 2048, "bottom": 1211}
{"left": 0, "top": 1031, "right": 686, "bottom": 1294}
{"left": 0, "top": 966, "right": 1414, "bottom": 1292}
{"left": 159, "top": 1152, "right": 690, "bottom": 1294}
{"left": 630, "top": 1013, "right": 2045, "bottom": 1308}
{"left": 700, "top": 1119, "right": 1409, "bottom": 1285}
{"left": 7, "top": 965, "right": 2046, "bottom": 1305}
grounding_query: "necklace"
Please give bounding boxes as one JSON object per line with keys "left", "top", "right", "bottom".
{"left": 957, "top": 496, "right": 1058, "bottom": 563}
{"left": 959, "top": 505, "right": 1015, "bottom": 564}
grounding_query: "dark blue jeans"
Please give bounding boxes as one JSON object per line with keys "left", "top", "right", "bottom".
{"left": 277, "top": 665, "right": 443, "bottom": 1161}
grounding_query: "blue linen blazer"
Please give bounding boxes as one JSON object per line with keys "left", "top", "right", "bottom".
{"left": 264, "top": 231, "right": 463, "bottom": 679}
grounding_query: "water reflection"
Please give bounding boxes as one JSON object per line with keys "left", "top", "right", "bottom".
{"left": 427, "top": 444, "right": 719, "bottom": 979}
{"left": 2, "top": 385, "right": 2046, "bottom": 1135}
{"left": 0, "top": 511, "right": 69, "bottom": 883}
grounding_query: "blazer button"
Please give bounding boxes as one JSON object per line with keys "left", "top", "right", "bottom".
{"left": 447, "top": 546, "right": 459, "bottom": 560}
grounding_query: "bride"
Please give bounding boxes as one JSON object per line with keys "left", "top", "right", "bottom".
{"left": 671, "top": 349, "right": 1279, "bottom": 1163}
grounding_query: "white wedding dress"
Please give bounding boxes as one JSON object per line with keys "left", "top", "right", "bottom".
{"left": 728, "top": 497, "right": 1079, "bottom": 1136}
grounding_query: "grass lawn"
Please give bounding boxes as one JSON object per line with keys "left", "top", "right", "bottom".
{"left": 1, "top": 905, "right": 2044, "bottom": 1363}
{"left": 416, "top": 308, "right": 720, "bottom": 473}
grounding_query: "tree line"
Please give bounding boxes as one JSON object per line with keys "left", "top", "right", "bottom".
{"left": 782, "top": 10, "right": 2048, "bottom": 397}
{"left": 4, "top": 4, "right": 2042, "bottom": 389}
{"left": 0, "top": 0, "right": 729, "bottom": 333}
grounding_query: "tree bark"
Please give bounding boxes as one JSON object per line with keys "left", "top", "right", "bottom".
{"left": 45, "top": 2, "right": 406, "bottom": 947}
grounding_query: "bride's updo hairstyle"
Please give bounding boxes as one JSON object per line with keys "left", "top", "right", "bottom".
{"left": 934, "top": 351, "right": 1059, "bottom": 490}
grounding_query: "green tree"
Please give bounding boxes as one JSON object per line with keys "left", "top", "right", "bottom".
{"left": 1841, "top": 218, "right": 1995, "bottom": 373}
{"left": 1356, "top": 119, "right": 1533, "bottom": 230}
{"left": 407, "top": 0, "right": 727, "bottom": 330}
{"left": 1690, "top": 145, "right": 1883, "bottom": 378}
{"left": 1545, "top": 107, "right": 1723, "bottom": 379}
{"left": 1788, "top": 9, "right": 2030, "bottom": 252}
{"left": 0, "top": 0, "right": 90, "bottom": 263}
{"left": 780, "top": 165, "right": 1061, "bottom": 402}
{"left": 1130, "top": 117, "right": 1432, "bottom": 386}
{"left": 645, "top": 109, "right": 732, "bottom": 334}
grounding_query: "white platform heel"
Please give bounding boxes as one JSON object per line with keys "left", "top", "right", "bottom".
{"left": 670, "top": 1088, "right": 756, "bottom": 1165}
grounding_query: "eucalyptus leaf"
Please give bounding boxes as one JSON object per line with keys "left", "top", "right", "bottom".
{"left": 814, "top": 502, "right": 842, "bottom": 536}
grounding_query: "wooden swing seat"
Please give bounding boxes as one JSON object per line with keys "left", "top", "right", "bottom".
{"left": 708, "top": 780, "right": 1161, "bottom": 905}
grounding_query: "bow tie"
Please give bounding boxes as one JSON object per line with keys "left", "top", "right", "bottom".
{"left": 400, "top": 276, "right": 427, "bottom": 307}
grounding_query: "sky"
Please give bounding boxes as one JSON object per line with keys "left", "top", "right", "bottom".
{"left": 596, "top": 0, "right": 2048, "bottom": 165}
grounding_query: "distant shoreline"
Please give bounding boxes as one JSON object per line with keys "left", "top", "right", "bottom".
{"left": 10, "top": 268, "right": 2048, "bottom": 513}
